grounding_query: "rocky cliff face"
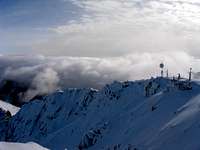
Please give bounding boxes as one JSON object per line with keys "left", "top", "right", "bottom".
{"left": 0, "top": 108, "right": 11, "bottom": 141}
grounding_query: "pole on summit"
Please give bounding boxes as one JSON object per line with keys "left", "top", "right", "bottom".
{"left": 189, "top": 68, "right": 192, "bottom": 82}
{"left": 166, "top": 69, "right": 169, "bottom": 78}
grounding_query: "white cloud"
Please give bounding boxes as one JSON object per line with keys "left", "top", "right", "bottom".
{"left": 24, "top": 68, "right": 60, "bottom": 101}
{"left": 0, "top": 52, "right": 197, "bottom": 89}
{"left": 27, "top": 0, "right": 200, "bottom": 60}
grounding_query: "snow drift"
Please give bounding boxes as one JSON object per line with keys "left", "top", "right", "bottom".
{"left": 0, "top": 142, "right": 48, "bottom": 150}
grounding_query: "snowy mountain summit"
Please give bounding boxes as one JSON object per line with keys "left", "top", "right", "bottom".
{"left": 1, "top": 77, "right": 200, "bottom": 150}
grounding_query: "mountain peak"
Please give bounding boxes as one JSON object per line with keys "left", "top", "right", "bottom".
{"left": 1, "top": 77, "right": 200, "bottom": 150}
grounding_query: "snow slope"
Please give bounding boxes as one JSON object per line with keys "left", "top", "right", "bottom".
{"left": 0, "top": 100, "right": 20, "bottom": 115}
{"left": 1, "top": 77, "right": 200, "bottom": 150}
{"left": 0, "top": 142, "right": 48, "bottom": 150}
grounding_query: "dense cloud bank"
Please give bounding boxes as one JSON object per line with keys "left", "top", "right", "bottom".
{"left": 0, "top": 52, "right": 198, "bottom": 101}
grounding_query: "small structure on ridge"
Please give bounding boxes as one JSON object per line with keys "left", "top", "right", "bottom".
{"left": 160, "top": 63, "right": 164, "bottom": 77}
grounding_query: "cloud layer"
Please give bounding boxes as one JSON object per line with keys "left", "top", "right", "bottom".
{"left": 0, "top": 53, "right": 198, "bottom": 100}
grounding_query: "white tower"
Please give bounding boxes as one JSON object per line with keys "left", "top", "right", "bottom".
{"left": 160, "top": 63, "right": 164, "bottom": 77}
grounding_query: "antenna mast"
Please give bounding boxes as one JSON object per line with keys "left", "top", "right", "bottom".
{"left": 189, "top": 68, "right": 192, "bottom": 81}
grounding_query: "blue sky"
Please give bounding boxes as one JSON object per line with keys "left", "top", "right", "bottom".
{"left": 0, "top": 0, "right": 81, "bottom": 28}
{"left": 0, "top": 0, "right": 82, "bottom": 54}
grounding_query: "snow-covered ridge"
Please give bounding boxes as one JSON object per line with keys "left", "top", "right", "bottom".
{"left": 1, "top": 77, "right": 200, "bottom": 150}
{"left": 0, "top": 100, "right": 20, "bottom": 115}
